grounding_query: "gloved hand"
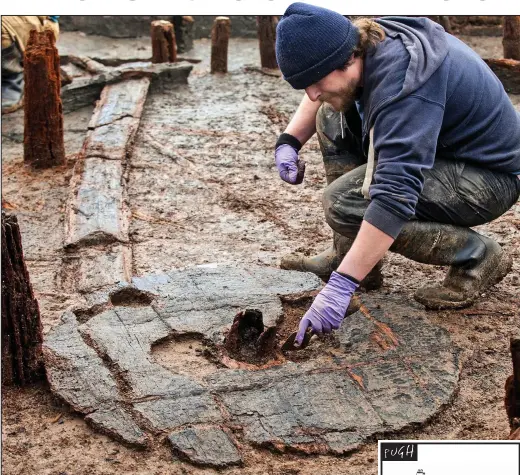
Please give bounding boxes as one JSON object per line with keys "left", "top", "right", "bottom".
{"left": 295, "top": 271, "right": 359, "bottom": 345}
{"left": 275, "top": 144, "right": 305, "bottom": 185}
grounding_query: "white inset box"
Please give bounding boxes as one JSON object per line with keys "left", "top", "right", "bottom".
{"left": 379, "top": 441, "right": 520, "bottom": 475}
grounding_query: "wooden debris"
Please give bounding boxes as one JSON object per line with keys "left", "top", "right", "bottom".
{"left": 66, "top": 54, "right": 109, "bottom": 74}
{"left": 257, "top": 16, "right": 279, "bottom": 69}
{"left": 505, "top": 337, "right": 520, "bottom": 438}
{"left": 510, "top": 337, "right": 520, "bottom": 416}
{"left": 483, "top": 58, "right": 520, "bottom": 94}
{"left": 23, "top": 29, "right": 65, "bottom": 168}
{"left": 244, "top": 66, "right": 282, "bottom": 78}
{"left": 76, "top": 245, "right": 132, "bottom": 293}
{"left": 60, "top": 61, "right": 192, "bottom": 113}
{"left": 60, "top": 66, "right": 73, "bottom": 86}
{"left": 503, "top": 16, "right": 520, "bottom": 60}
{"left": 1, "top": 212, "right": 44, "bottom": 386}
{"left": 151, "top": 20, "right": 177, "bottom": 64}
{"left": 510, "top": 426, "right": 520, "bottom": 440}
{"left": 211, "top": 17, "right": 231, "bottom": 74}
{"left": 68, "top": 56, "right": 201, "bottom": 67}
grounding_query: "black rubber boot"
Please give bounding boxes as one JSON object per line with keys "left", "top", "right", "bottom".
{"left": 390, "top": 221, "right": 512, "bottom": 309}
{"left": 281, "top": 232, "right": 383, "bottom": 289}
{"left": 1, "top": 43, "right": 24, "bottom": 114}
{"left": 280, "top": 103, "right": 383, "bottom": 290}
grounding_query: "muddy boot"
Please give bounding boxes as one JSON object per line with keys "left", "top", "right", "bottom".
{"left": 281, "top": 232, "right": 383, "bottom": 289}
{"left": 1, "top": 43, "right": 24, "bottom": 114}
{"left": 391, "top": 221, "right": 512, "bottom": 309}
{"left": 281, "top": 232, "right": 348, "bottom": 282}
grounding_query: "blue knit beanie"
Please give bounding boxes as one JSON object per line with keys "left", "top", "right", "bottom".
{"left": 276, "top": 2, "right": 359, "bottom": 90}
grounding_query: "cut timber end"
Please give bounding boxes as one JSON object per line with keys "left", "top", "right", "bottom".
{"left": 211, "top": 17, "right": 231, "bottom": 74}
{"left": 503, "top": 16, "right": 520, "bottom": 60}
{"left": 257, "top": 16, "right": 279, "bottom": 70}
{"left": 483, "top": 58, "right": 520, "bottom": 94}
{"left": 151, "top": 20, "right": 177, "bottom": 63}
{"left": 23, "top": 29, "right": 65, "bottom": 168}
{"left": 1, "top": 212, "right": 44, "bottom": 386}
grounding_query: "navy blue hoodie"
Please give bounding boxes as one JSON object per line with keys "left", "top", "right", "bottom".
{"left": 360, "top": 17, "right": 520, "bottom": 239}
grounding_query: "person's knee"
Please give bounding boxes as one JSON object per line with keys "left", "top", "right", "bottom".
{"left": 322, "top": 182, "right": 364, "bottom": 238}
{"left": 316, "top": 103, "right": 338, "bottom": 155}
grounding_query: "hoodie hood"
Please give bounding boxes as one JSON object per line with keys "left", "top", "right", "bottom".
{"left": 362, "top": 17, "right": 449, "bottom": 133}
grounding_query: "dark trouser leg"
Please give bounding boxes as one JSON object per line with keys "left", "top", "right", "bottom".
{"left": 323, "top": 159, "right": 520, "bottom": 308}
{"left": 281, "top": 104, "right": 383, "bottom": 289}
{"left": 1, "top": 42, "right": 24, "bottom": 114}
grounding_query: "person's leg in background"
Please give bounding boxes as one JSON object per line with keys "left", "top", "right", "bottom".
{"left": 2, "top": 16, "right": 59, "bottom": 114}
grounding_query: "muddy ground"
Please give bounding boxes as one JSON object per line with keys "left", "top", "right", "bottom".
{"left": 2, "top": 32, "right": 520, "bottom": 475}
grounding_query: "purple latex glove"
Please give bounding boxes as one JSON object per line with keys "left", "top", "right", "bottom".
{"left": 296, "top": 271, "right": 359, "bottom": 345}
{"left": 275, "top": 144, "right": 305, "bottom": 184}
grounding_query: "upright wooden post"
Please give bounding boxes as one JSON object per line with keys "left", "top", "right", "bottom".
{"left": 211, "top": 17, "right": 231, "bottom": 74}
{"left": 257, "top": 16, "right": 279, "bottom": 69}
{"left": 173, "top": 16, "right": 194, "bottom": 54}
{"left": 24, "top": 29, "right": 65, "bottom": 168}
{"left": 503, "top": 16, "right": 520, "bottom": 60}
{"left": 1, "top": 212, "right": 44, "bottom": 386}
{"left": 439, "top": 16, "right": 452, "bottom": 34}
{"left": 151, "top": 20, "right": 177, "bottom": 63}
{"left": 510, "top": 338, "right": 520, "bottom": 417}
{"left": 505, "top": 337, "right": 520, "bottom": 439}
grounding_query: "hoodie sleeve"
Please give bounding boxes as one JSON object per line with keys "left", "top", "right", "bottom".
{"left": 363, "top": 94, "right": 445, "bottom": 239}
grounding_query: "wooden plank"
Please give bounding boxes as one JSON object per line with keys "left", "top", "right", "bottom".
{"left": 61, "top": 61, "right": 192, "bottom": 113}
{"left": 88, "top": 77, "right": 150, "bottom": 128}
{"left": 84, "top": 118, "right": 140, "bottom": 161}
{"left": 77, "top": 245, "right": 132, "bottom": 292}
{"left": 65, "top": 76, "right": 151, "bottom": 248}
{"left": 65, "top": 158, "right": 129, "bottom": 248}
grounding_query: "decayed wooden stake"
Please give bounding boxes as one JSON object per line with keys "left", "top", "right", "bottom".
{"left": 1, "top": 212, "right": 44, "bottom": 386}
{"left": 151, "top": 20, "right": 177, "bottom": 63}
{"left": 173, "top": 16, "right": 194, "bottom": 53}
{"left": 24, "top": 29, "right": 65, "bottom": 168}
{"left": 211, "top": 17, "right": 231, "bottom": 74}
{"left": 439, "top": 16, "right": 452, "bottom": 34}
{"left": 257, "top": 16, "right": 279, "bottom": 69}
{"left": 503, "top": 16, "right": 520, "bottom": 60}
{"left": 505, "top": 337, "right": 520, "bottom": 438}
{"left": 510, "top": 338, "right": 520, "bottom": 417}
